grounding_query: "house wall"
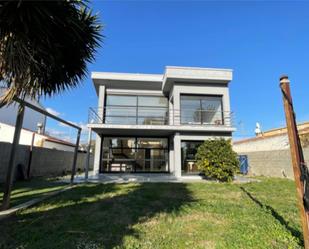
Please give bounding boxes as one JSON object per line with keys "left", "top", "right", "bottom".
{"left": 0, "top": 122, "right": 75, "bottom": 152}
{"left": 0, "top": 122, "right": 45, "bottom": 145}
{"left": 91, "top": 76, "right": 233, "bottom": 177}
{"left": 93, "top": 85, "right": 105, "bottom": 174}
{"left": 0, "top": 142, "right": 94, "bottom": 182}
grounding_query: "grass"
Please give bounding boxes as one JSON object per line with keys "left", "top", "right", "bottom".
{"left": 0, "top": 177, "right": 67, "bottom": 207}
{"left": 0, "top": 178, "right": 303, "bottom": 249}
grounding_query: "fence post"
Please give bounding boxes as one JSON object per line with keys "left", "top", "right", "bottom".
{"left": 1, "top": 103, "right": 25, "bottom": 210}
{"left": 70, "top": 129, "right": 81, "bottom": 184}
{"left": 280, "top": 75, "right": 309, "bottom": 248}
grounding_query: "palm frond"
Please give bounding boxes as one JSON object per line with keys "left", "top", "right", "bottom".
{"left": 0, "top": 0, "right": 103, "bottom": 105}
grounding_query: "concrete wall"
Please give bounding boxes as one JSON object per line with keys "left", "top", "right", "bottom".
{"left": 0, "top": 142, "right": 30, "bottom": 182}
{"left": 0, "top": 142, "right": 94, "bottom": 182}
{"left": 233, "top": 134, "right": 290, "bottom": 153}
{"left": 42, "top": 140, "right": 75, "bottom": 152}
{"left": 241, "top": 147, "right": 309, "bottom": 179}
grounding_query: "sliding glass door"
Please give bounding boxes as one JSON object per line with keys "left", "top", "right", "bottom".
{"left": 181, "top": 141, "right": 203, "bottom": 175}
{"left": 101, "top": 137, "right": 169, "bottom": 173}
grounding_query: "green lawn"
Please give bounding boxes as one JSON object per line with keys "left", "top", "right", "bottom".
{"left": 0, "top": 178, "right": 303, "bottom": 249}
{"left": 0, "top": 177, "right": 67, "bottom": 207}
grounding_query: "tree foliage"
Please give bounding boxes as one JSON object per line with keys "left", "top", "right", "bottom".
{"left": 0, "top": 0, "right": 102, "bottom": 104}
{"left": 195, "top": 139, "right": 239, "bottom": 182}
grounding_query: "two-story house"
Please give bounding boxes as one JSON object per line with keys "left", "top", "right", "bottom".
{"left": 88, "top": 66, "right": 235, "bottom": 178}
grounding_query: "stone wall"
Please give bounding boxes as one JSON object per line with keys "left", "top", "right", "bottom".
{"left": 240, "top": 147, "right": 309, "bottom": 179}
{"left": 0, "top": 142, "right": 94, "bottom": 182}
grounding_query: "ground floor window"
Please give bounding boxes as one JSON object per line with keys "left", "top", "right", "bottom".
{"left": 181, "top": 141, "right": 203, "bottom": 175}
{"left": 101, "top": 137, "right": 169, "bottom": 173}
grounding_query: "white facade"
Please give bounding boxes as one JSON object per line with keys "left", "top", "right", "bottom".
{"left": 0, "top": 122, "right": 75, "bottom": 152}
{"left": 0, "top": 88, "right": 46, "bottom": 131}
{"left": 89, "top": 66, "right": 235, "bottom": 177}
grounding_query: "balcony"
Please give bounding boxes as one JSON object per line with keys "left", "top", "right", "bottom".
{"left": 88, "top": 107, "right": 234, "bottom": 127}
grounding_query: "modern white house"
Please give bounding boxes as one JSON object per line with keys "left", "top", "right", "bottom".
{"left": 88, "top": 66, "right": 235, "bottom": 177}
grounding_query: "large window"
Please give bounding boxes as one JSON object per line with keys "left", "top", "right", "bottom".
{"left": 180, "top": 95, "right": 223, "bottom": 125}
{"left": 105, "top": 95, "right": 168, "bottom": 125}
{"left": 101, "top": 137, "right": 169, "bottom": 173}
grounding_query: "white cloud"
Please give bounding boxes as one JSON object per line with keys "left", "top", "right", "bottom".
{"left": 46, "top": 107, "right": 60, "bottom": 117}
{"left": 58, "top": 121, "right": 87, "bottom": 131}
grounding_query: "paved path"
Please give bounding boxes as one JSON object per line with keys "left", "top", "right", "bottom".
{"left": 62, "top": 173, "right": 260, "bottom": 184}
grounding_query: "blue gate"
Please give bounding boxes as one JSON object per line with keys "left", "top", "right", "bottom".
{"left": 238, "top": 155, "right": 249, "bottom": 175}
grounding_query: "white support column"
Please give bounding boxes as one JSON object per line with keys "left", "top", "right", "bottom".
{"left": 93, "top": 134, "right": 101, "bottom": 174}
{"left": 93, "top": 85, "right": 106, "bottom": 175}
{"left": 97, "top": 85, "right": 106, "bottom": 121}
{"left": 173, "top": 86, "right": 180, "bottom": 125}
{"left": 85, "top": 128, "right": 92, "bottom": 180}
{"left": 173, "top": 132, "right": 182, "bottom": 177}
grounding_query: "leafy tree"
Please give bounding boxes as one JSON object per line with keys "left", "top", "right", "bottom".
{"left": 195, "top": 139, "right": 239, "bottom": 182}
{"left": 0, "top": 0, "right": 102, "bottom": 210}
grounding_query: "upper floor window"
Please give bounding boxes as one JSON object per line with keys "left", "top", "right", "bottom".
{"left": 180, "top": 95, "right": 223, "bottom": 125}
{"left": 105, "top": 95, "right": 168, "bottom": 125}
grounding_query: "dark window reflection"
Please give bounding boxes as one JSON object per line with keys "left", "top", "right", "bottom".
{"left": 180, "top": 95, "right": 223, "bottom": 125}
{"left": 101, "top": 137, "right": 169, "bottom": 173}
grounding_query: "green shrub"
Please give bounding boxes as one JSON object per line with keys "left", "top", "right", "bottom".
{"left": 195, "top": 139, "right": 239, "bottom": 182}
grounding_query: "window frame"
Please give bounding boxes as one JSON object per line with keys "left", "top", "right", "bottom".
{"left": 100, "top": 136, "right": 170, "bottom": 173}
{"left": 180, "top": 94, "right": 224, "bottom": 125}
{"left": 104, "top": 94, "right": 169, "bottom": 125}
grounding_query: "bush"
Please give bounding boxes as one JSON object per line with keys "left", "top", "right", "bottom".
{"left": 195, "top": 139, "right": 239, "bottom": 182}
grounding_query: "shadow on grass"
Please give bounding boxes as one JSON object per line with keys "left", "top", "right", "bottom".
{"left": 0, "top": 182, "right": 195, "bottom": 249}
{"left": 240, "top": 186, "right": 303, "bottom": 246}
{"left": 0, "top": 180, "right": 67, "bottom": 207}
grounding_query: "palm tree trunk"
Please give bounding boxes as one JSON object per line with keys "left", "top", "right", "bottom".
{"left": 1, "top": 103, "right": 25, "bottom": 210}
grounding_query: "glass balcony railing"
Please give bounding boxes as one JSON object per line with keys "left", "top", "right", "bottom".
{"left": 88, "top": 107, "right": 234, "bottom": 127}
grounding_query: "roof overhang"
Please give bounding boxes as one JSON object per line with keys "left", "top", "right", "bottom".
{"left": 162, "top": 66, "right": 233, "bottom": 93}
{"left": 92, "top": 72, "right": 163, "bottom": 95}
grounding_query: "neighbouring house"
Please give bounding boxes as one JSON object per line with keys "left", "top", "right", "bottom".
{"left": 233, "top": 122, "right": 309, "bottom": 178}
{"left": 0, "top": 87, "right": 46, "bottom": 131}
{"left": 88, "top": 66, "right": 235, "bottom": 177}
{"left": 0, "top": 122, "right": 76, "bottom": 152}
{"left": 233, "top": 121, "right": 309, "bottom": 153}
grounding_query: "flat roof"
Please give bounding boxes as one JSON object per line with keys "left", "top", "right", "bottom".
{"left": 91, "top": 72, "right": 163, "bottom": 94}
{"left": 91, "top": 66, "right": 233, "bottom": 94}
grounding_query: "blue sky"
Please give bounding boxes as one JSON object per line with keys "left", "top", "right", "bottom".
{"left": 42, "top": 0, "right": 309, "bottom": 141}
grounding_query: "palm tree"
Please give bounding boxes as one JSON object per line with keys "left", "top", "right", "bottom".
{"left": 0, "top": 0, "right": 102, "bottom": 210}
